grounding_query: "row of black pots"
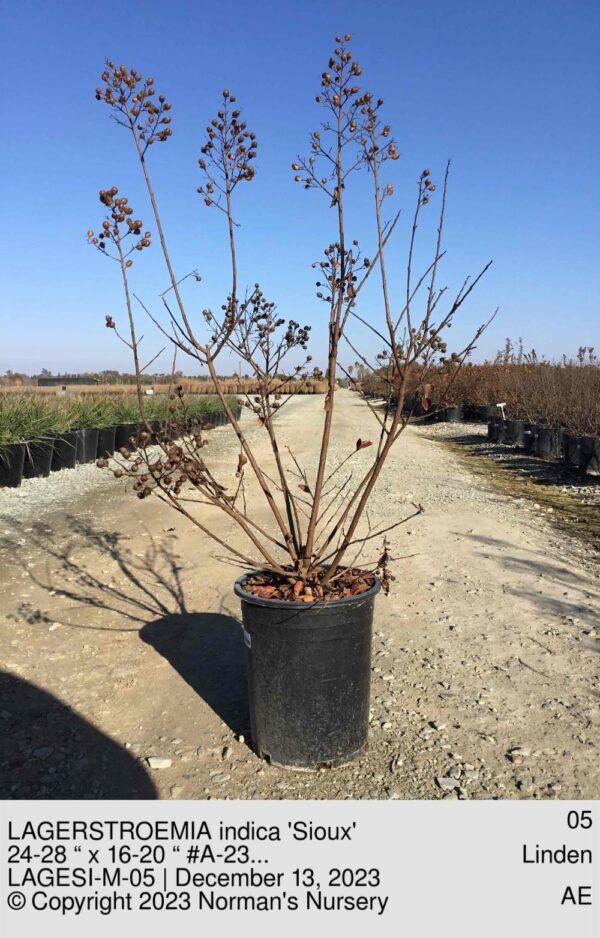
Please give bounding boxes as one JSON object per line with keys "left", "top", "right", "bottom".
{"left": 0, "top": 428, "right": 104, "bottom": 488}
{"left": 363, "top": 391, "right": 498, "bottom": 423}
{"left": 0, "top": 412, "right": 235, "bottom": 489}
{"left": 487, "top": 417, "right": 600, "bottom": 474}
{"left": 360, "top": 393, "right": 497, "bottom": 424}
{"left": 429, "top": 403, "right": 496, "bottom": 422}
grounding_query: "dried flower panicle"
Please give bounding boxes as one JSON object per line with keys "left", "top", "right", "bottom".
{"left": 87, "top": 187, "right": 151, "bottom": 265}
{"left": 197, "top": 89, "right": 257, "bottom": 210}
{"left": 96, "top": 62, "right": 172, "bottom": 149}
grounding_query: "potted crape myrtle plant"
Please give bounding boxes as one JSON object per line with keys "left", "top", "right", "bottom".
{"left": 90, "top": 36, "right": 494, "bottom": 769}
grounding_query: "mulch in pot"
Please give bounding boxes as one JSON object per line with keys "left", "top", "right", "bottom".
{"left": 241, "top": 568, "right": 377, "bottom": 603}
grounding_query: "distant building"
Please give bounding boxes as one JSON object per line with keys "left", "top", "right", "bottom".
{"left": 36, "top": 375, "right": 99, "bottom": 387}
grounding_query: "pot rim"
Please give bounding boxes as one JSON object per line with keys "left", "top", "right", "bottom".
{"left": 234, "top": 570, "right": 381, "bottom": 609}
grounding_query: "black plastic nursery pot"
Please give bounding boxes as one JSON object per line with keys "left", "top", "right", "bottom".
{"left": 563, "top": 435, "right": 600, "bottom": 474}
{"left": 114, "top": 423, "right": 139, "bottom": 451}
{"left": 51, "top": 431, "right": 78, "bottom": 471}
{"left": 580, "top": 436, "right": 600, "bottom": 475}
{"left": 75, "top": 427, "right": 100, "bottom": 464}
{"left": 522, "top": 425, "right": 539, "bottom": 456}
{"left": 504, "top": 419, "right": 525, "bottom": 447}
{"left": 414, "top": 402, "right": 435, "bottom": 422}
{"left": 487, "top": 417, "right": 500, "bottom": 442}
{"left": 402, "top": 395, "right": 416, "bottom": 415}
{"left": 563, "top": 434, "right": 584, "bottom": 471}
{"left": 535, "top": 426, "right": 563, "bottom": 461}
{"left": 442, "top": 404, "right": 464, "bottom": 423}
{"left": 96, "top": 425, "right": 117, "bottom": 459}
{"left": 496, "top": 420, "right": 509, "bottom": 444}
{"left": 0, "top": 443, "right": 26, "bottom": 488}
{"left": 22, "top": 439, "right": 54, "bottom": 479}
{"left": 157, "top": 421, "right": 178, "bottom": 442}
{"left": 148, "top": 420, "right": 161, "bottom": 444}
{"left": 470, "top": 404, "right": 494, "bottom": 422}
{"left": 235, "top": 574, "right": 380, "bottom": 770}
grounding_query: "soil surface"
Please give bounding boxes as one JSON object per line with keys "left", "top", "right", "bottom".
{"left": 1, "top": 390, "right": 598, "bottom": 801}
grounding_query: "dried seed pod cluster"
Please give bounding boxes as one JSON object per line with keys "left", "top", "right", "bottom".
{"left": 198, "top": 89, "right": 257, "bottom": 209}
{"left": 96, "top": 62, "right": 172, "bottom": 148}
{"left": 87, "top": 187, "right": 151, "bottom": 266}
{"left": 312, "top": 241, "right": 369, "bottom": 305}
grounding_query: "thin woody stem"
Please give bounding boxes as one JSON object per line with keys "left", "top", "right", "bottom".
{"left": 262, "top": 393, "right": 302, "bottom": 557}
{"left": 302, "top": 96, "right": 346, "bottom": 570}
{"left": 204, "top": 355, "right": 298, "bottom": 560}
{"left": 116, "top": 240, "right": 149, "bottom": 431}
{"left": 125, "top": 105, "right": 207, "bottom": 356}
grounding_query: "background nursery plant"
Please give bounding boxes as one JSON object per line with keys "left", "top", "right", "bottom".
{"left": 91, "top": 36, "right": 494, "bottom": 602}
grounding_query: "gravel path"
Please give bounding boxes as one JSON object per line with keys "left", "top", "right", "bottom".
{"left": 1, "top": 390, "right": 598, "bottom": 800}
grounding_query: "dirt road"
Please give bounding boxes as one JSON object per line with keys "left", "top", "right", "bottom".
{"left": 1, "top": 390, "right": 598, "bottom": 800}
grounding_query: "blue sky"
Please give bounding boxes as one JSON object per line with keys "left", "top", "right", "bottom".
{"left": 1, "top": 0, "right": 598, "bottom": 375}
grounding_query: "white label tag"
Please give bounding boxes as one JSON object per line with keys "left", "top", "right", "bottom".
{"left": 243, "top": 628, "right": 252, "bottom": 648}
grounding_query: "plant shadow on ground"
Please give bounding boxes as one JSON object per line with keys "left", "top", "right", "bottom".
{"left": 426, "top": 430, "right": 600, "bottom": 549}
{"left": 1, "top": 516, "right": 251, "bottom": 745}
{"left": 140, "top": 614, "right": 250, "bottom": 739}
{"left": 455, "top": 531, "right": 599, "bottom": 629}
{"left": 0, "top": 670, "right": 157, "bottom": 799}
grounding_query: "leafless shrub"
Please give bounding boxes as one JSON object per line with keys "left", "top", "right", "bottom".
{"left": 425, "top": 342, "right": 600, "bottom": 435}
{"left": 89, "top": 37, "right": 493, "bottom": 598}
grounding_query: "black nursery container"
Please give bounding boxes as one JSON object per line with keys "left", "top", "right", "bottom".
{"left": 564, "top": 435, "right": 600, "bottom": 474}
{"left": 402, "top": 395, "right": 416, "bottom": 415}
{"left": 473, "top": 404, "right": 495, "bottom": 422}
{"left": 504, "top": 419, "right": 525, "bottom": 447}
{"left": 536, "top": 427, "right": 563, "bottom": 461}
{"left": 443, "top": 404, "right": 464, "bottom": 423}
{"left": 563, "top": 434, "right": 582, "bottom": 470}
{"left": 487, "top": 417, "right": 501, "bottom": 442}
{"left": 114, "top": 423, "right": 139, "bottom": 451}
{"left": 51, "top": 431, "right": 78, "bottom": 471}
{"left": 75, "top": 428, "right": 100, "bottom": 464}
{"left": 581, "top": 437, "right": 600, "bottom": 475}
{"left": 522, "top": 425, "right": 539, "bottom": 456}
{"left": 496, "top": 420, "right": 509, "bottom": 444}
{"left": 23, "top": 439, "right": 54, "bottom": 479}
{"left": 463, "top": 404, "right": 478, "bottom": 421}
{"left": 96, "top": 426, "right": 117, "bottom": 459}
{"left": 235, "top": 575, "right": 380, "bottom": 770}
{"left": 0, "top": 443, "right": 26, "bottom": 488}
{"left": 147, "top": 420, "right": 161, "bottom": 444}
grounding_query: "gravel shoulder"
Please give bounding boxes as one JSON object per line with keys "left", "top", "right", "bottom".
{"left": 1, "top": 391, "right": 598, "bottom": 801}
